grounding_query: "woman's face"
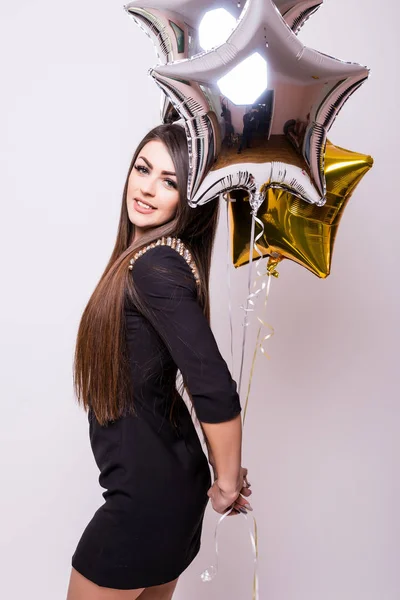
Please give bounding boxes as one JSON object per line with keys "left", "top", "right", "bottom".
{"left": 126, "top": 140, "right": 180, "bottom": 241}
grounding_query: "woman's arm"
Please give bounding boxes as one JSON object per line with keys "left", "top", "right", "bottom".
{"left": 200, "top": 413, "right": 242, "bottom": 492}
{"left": 200, "top": 416, "right": 252, "bottom": 516}
{"left": 130, "top": 246, "right": 249, "bottom": 513}
{"left": 199, "top": 422, "right": 218, "bottom": 476}
{"left": 130, "top": 245, "right": 242, "bottom": 424}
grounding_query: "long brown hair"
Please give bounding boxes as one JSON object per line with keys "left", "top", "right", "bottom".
{"left": 73, "top": 124, "right": 220, "bottom": 426}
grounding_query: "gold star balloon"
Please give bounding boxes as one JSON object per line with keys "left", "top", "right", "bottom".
{"left": 228, "top": 140, "right": 373, "bottom": 278}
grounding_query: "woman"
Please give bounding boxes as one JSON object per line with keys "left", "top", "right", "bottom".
{"left": 67, "top": 123, "right": 252, "bottom": 600}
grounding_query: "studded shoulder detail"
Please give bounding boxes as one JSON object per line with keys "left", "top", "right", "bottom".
{"left": 128, "top": 236, "right": 200, "bottom": 288}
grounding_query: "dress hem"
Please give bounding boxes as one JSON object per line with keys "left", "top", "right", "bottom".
{"left": 71, "top": 540, "right": 201, "bottom": 590}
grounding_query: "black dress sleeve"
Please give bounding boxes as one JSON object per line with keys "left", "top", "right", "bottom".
{"left": 130, "top": 244, "right": 242, "bottom": 424}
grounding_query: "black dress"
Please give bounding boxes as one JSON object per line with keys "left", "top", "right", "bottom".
{"left": 71, "top": 243, "right": 242, "bottom": 589}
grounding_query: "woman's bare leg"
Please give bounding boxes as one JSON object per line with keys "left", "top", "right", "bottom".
{"left": 66, "top": 567, "right": 145, "bottom": 600}
{"left": 137, "top": 577, "right": 179, "bottom": 600}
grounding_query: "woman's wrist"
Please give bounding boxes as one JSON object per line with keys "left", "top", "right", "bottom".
{"left": 216, "top": 475, "right": 241, "bottom": 496}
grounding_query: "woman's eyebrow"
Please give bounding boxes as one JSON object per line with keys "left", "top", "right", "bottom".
{"left": 138, "top": 155, "right": 176, "bottom": 177}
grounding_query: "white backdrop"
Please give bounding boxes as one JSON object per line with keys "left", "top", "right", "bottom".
{"left": 0, "top": 1, "right": 398, "bottom": 599}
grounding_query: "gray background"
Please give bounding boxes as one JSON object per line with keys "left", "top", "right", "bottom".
{"left": 0, "top": 1, "right": 398, "bottom": 598}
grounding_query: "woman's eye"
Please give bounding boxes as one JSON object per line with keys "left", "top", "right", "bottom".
{"left": 134, "top": 165, "right": 176, "bottom": 188}
{"left": 134, "top": 164, "right": 148, "bottom": 174}
{"left": 165, "top": 179, "right": 177, "bottom": 189}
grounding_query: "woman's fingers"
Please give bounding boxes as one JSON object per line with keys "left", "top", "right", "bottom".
{"left": 235, "top": 493, "right": 250, "bottom": 507}
{"left": 208, "top": 472, "right": 253, "bottom": 516}
{"left": 235, "top": 498, "right": 253, "bottom": 511}
{"left": 227, "top": 507, "right": 241, "bottom": 516}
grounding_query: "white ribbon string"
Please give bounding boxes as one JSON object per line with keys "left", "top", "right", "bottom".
{"left": 200, "top": 507, "right": 233, "bottom": 582}
{"left": 237, "top": 192, "right": 267, "bottom": 399}
{"left": 237, "top": 213, "right": 256, "bottom": 397}
{"left": 200, "top": 506, "right": 259, "bottom": 600}
{"left": 201, "top": 192, "right": 269, "bottom": 599}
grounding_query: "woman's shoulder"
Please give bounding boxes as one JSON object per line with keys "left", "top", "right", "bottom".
{"left": 129, "top": 237, "right": 200, "bottom": 292}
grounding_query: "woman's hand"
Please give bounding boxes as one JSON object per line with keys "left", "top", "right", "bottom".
{"left": 207, "top": 466, "right": 253, "bottom": 516}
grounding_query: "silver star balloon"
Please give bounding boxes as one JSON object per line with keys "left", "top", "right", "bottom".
{"left": 148, "top": 0, "right": 368, "bottom": 207}
{"left": 124, "top": 0, "right": 324, "bottom": 122}
{"left": 275, "top": 0, "right": 323, "bottom": 33}
{"left": 125, "top": 0, "right": 323, "bottom": 33}
{"left": 124, "top": 1, "right": 203, "bottom": 122}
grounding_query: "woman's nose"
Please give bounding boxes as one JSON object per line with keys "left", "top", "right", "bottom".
{"left": 140, "top": 177, "right": 156, "bottom": 196}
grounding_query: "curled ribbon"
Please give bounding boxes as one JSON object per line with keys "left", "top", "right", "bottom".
{"left": 200, "top": 505, "right": 259, "bottom": 600}
{"left": 238, "top": 190, "right": 279, "bottom": 402}
{"left": 242, "top": 252, "right": 284, "bottom": 427}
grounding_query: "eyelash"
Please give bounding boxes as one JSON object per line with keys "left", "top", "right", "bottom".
{"left": 134, "top": 164, "right": 177, "bottom": 189}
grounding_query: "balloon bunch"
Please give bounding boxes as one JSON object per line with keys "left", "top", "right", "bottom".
{"left": 124, "top": 0, "right": 373, "bottom": 596}
{"left": 125, "top": 0, "right": 373, "bottom": 277}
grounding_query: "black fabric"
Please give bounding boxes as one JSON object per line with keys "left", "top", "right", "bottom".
{"left": 71, "top": 244, "right": 242, "bottom": 589}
